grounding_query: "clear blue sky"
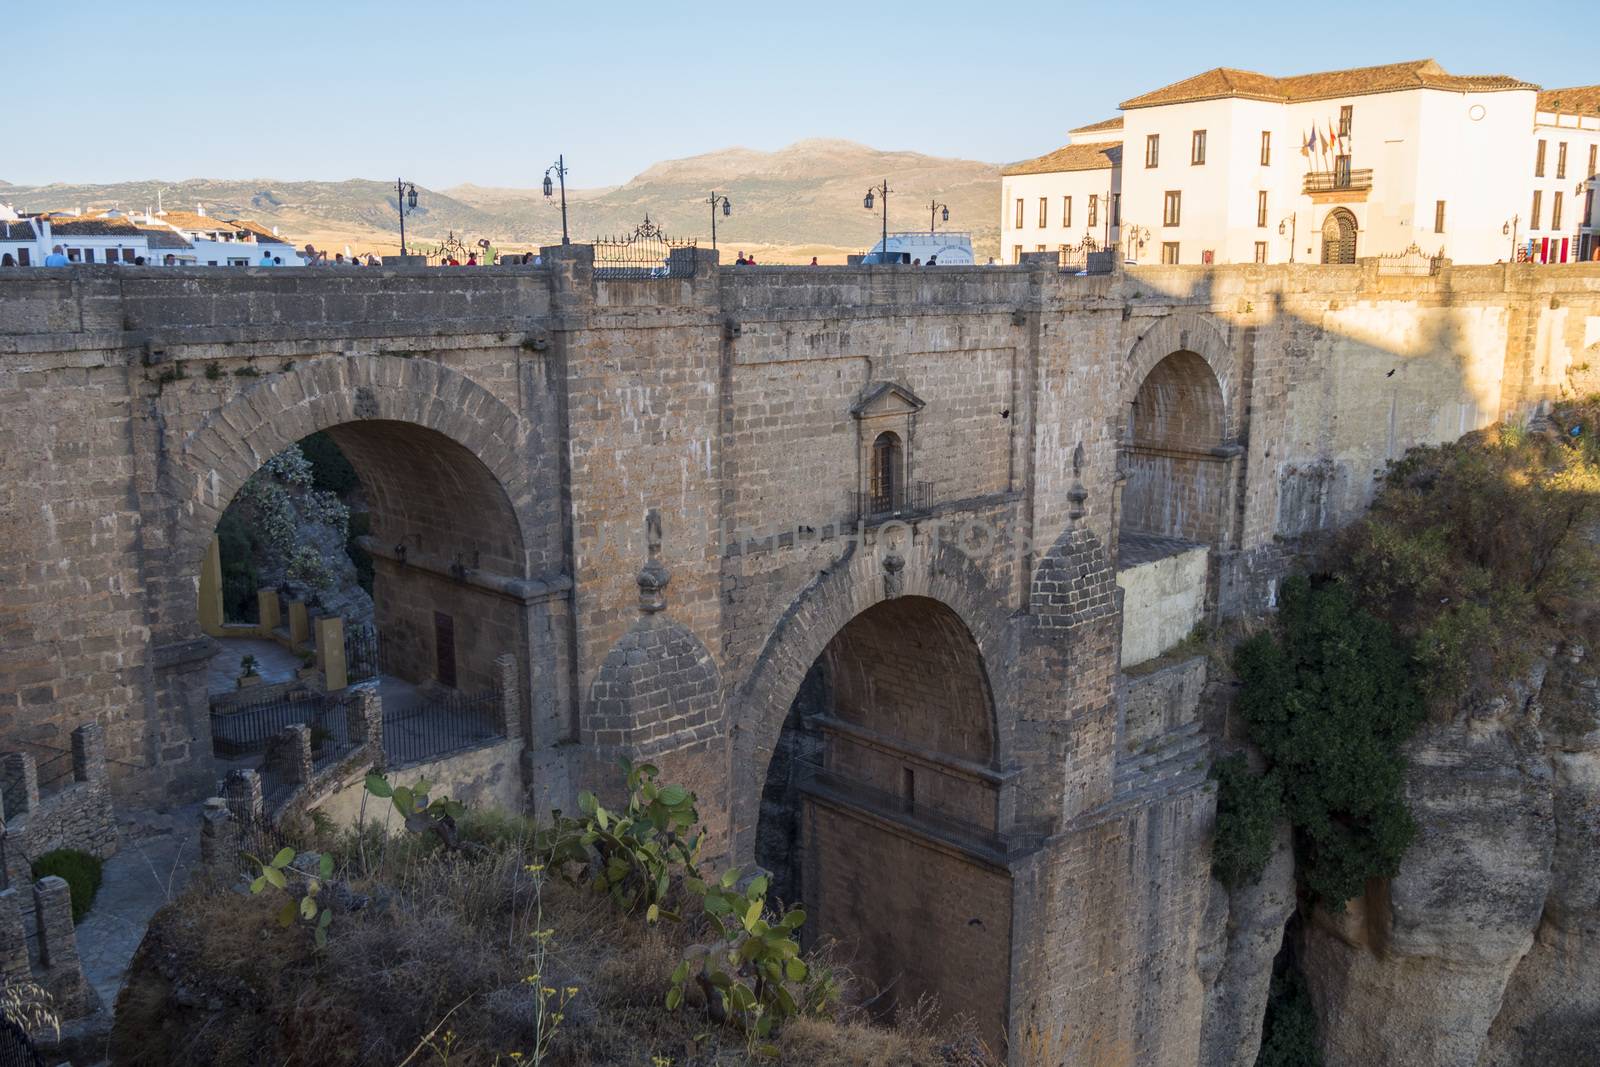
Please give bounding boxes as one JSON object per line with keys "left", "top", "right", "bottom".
{"left": 4, "top": 0, "right": 1591, "bottom": 189}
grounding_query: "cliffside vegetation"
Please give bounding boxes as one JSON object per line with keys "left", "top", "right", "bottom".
{"left": 113, "top": 764, "right": 992, "bottom": 1066}
{"left": 1215, "top": 401, "right": 1600, "bottom": 902}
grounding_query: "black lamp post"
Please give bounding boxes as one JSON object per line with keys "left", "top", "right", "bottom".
{"left": 864, "top": 180, "right": 891, "bottom": 262}
{"left": 543, "top": 156, "right": 570, "bottom": 245}
{"left": 1277, "top": 212, "right": 1298, "bottom": 263}
{"left": 1503, "top": 215, "right": 1520, "bottom": 261}
{"left": 928, "top": 199, "right": 949, "bottom": 234}
{"left": 707, "top": 191, "right": 732, "bottom": 251}
{"left": 395, "top": 179, "right": 418, "bottom": 256}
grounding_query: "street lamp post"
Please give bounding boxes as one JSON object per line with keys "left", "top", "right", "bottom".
{"left": 543, "top": 156, "right": 570, "bottom": 245}
{"left": 1277, "top": 212, "right": 1298, "bottom": 263}
{"left": 1123, "top": 224, "right": 1150, "bottom": 262}
{"left": 1503, "top": 215, "right": 1520, "bottom": 262}
{"left": 927, "top": 199, "right": 949, "bottom": 234}
{"left": 395, "top": 179, "right": 419, "bottom": 256}
{"left": 707, "top": 191, "right": 732, "bottom": 251}
{"left": 863, "top": 180, "right": 891, "bottom": 262}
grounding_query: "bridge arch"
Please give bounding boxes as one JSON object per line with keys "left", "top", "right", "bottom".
{"left": 735, "top": 539, "right": 1016, "bottom": 1047}
{"left": 165, "top": 355, "right": 550, "bottom": 703}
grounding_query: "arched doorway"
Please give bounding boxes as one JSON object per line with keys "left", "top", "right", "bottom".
{"left": 1120, "top": 350, "right": 1229, "bottom": 546}
{"left": 200, "top": 418, "right": 528, "bottom": 766}
{"left": 1320, "top": 208, "right": 1358, "bottom": 264}
{"left": 755, "top": 595, "right": 1009, "bottom": 1048}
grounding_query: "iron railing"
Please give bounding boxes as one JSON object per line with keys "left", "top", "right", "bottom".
{"left": 593, "top": 215, "right": 696, "bottom": 279}
{"left": 382, "top": 688, "right": 503, "bottom": 768}
{"left": 0, "top": 1014, "right": 42, "bottom": 1067}
{"left": 849, "top": 481, "right": 934, "bottom": 524}
{"left": 344, "top": 625, "right": 396, "bottom": 685}
{"left": 210, "top": 690, "right": 328, "bottom": 759}
{"left": 1302, "top": 168, "right": 1373, "bottom": 194}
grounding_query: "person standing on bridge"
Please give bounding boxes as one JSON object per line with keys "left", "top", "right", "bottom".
{"left": 43, "top": 245, "right": 69, "bottom": 267}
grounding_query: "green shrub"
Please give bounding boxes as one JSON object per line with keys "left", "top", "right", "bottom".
{"left": 1255, "top": 960, "right": 1323, "bottom": 1067}
{"left": 1234, "top": 576, "right": 1424, "bottom": 908}
{"left": 1338, "top": 408, "right": 1600, "bottom": 710}
{"left": 32, "top": 849, "right": 103, "bottom": 922}
{"left": 1211, "top": 754, "right": 1282, "bottom": 889}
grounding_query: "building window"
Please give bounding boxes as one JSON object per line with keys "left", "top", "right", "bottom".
{"left": 1585, "top": 189, "right": 1594, "bottom": 229}
{"left": 1112, "top": 193, "right": 1121, "bottom": 227}
{"left": 1535, "top": 140, "right": 1547, "bottom": 177}
{"left": 1434, "top": 200, "right": 1446, "bottom": 233}
{"left": 871, "top": 431, "right": 902, "bottom": 512}
{"left": 1334, "top": 154, "right": 1352, "bottom": 187}
{"left": 1260, "top": 130, "right": 1271, "bottom": 166}
{"left": 1013, "top": 244, "right": 1023, "bottom": 264}
{"left": 1257, "top": 191, "right": 1269, "bottom": 227}
{"left": 1531, "top": 190, "right": 1543, "bottom": 229}
{"left": 1338, "top": 105, "right": 1353, "bottom": 137}
{"left": 1088, "top": 195, "right": 1099, "bottom": 228}
{"left": 1557, "top": 142, "right": 1568, "bottom": 180}
{"left": 1590, "top": 145, "right": 1598, "bottom": 180}
{"left": 1039, "top": 197, "right": 1048, "bottom": 227}
{"left": 1161, "top": 242, "right": 1180, "bottom": 265}
{"left": 1553, "top": 191, "right": 1564, "bottom": 231}
{"left": 1191, "top": 129, "right": 1207, "bottom": 165}
{"left": 1145, "top": 134, "right": 1159, "bottom": 168}
{"left": 16, "top": 248, "right": 30, "bottom": 266}
{"left": 1254, "top": 241, "right": 1268, "bottom": 263}
{"left": 83, "top": 249, "right": 95, "bottom": 263}
{"left": 1163, "top": 190, "right": 1181, "bottom": 226}
{"left": 1063, "top": 196, "right": 1072, "bottom": 228}
{"left": 1014, "top": 198, "right": 1024, "bottom": 229}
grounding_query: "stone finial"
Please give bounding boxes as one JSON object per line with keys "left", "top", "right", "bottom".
{"left": 1068, "top": 440, "right": 1089, "bottom": 523}
{"left": 637, "top": 508, "right": 671, "bottom": 614}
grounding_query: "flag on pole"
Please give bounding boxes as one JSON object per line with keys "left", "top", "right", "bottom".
{"left": 1301, "top": 129, "right": 1311, "bottom": 157}
{"left": 1328, "top": 120, "right": 1339, "bottom": 153}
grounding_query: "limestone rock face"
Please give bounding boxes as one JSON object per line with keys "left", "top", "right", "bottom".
{"left": 1196, "top": 822, "right": 1296, "bottom": 1067}
{"left": 1301, "top": 662, "right": 1572, "bottom": 1067}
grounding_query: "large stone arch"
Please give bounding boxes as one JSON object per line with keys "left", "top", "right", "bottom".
{"left": 168, "top": 355, "right": 541, "bottom": 630}
{"left": 730, "top": 533, "right": 1016, "bottom": 855}
{"left": 1122, "top": 311, "right": 1238, "bottom": 440}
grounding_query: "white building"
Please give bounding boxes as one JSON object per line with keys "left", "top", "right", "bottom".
{"left": 1000, "top": 120, "right": 1121, "bottom": 265}
{"left": 1002, "top": 60, "right": 1595, "bottom": 267}
{"left": 0, "top": 210, "right": 153, "bottom": 265}
{"left": 137, "top": 207, "right": 302, "bottom": 265}
{"left": 1529, "top": 86, "right": 1600, "bottom": 263}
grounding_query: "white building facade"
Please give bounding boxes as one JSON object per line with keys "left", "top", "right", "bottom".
{"left": 1002, "top": 60, "right": 1598, "bottom": 267}
{"left": 1000, "top": 121, "right": 1122, "bottom": 265}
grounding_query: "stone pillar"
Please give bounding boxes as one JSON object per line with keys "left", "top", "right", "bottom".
{"left": 36, "top": 876, "right": 89, "bottom": 1016}
{"left": 0, "top": 752, "right": 38, "bottom": 818}
{"left": 348, "top": 686, "right": 383, "bottom": 752}
{"left": 199, "top": 797, "right": 234, "bottom": 867}
{"left": 0, "top": 889, "right": 28, "bottom": 985}
{"left": 257, "top": 587, "right": 282, "bottom": 635}
{"left": 70, "top": 721, "right": 106, "bottom": 785}
{"left": 316, "top": 615, "right": 347, "bottom": 690}
{"left": 287, "top": 599, "right": 310, "bottom": 650}
{"left": 265, "top": 724, "right": 312, "bottom": 787}
{"left": 199, "top": 534, "right": 225, "bottom": 636}
{"left": 494, "top": 652, "right": 521, "bottom": 739}
{"left": 222, "top": 767, "right": 263, "bottom": 821}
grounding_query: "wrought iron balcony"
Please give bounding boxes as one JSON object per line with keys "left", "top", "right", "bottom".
{"left": 849, "top": 481, "right": 934, "bottom": 524}
{"left": 1302, "top": 168, "right": 1373, "bottom": 195}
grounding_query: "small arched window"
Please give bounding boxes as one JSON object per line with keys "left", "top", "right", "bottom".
{"left": 871, "top": 431, "right": 902, "bottom": 513}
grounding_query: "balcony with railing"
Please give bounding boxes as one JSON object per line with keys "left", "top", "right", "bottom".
{"left": 849, "top": 480, "right": 934, "bottom": 525}
{"left": 1303, "top": 167, "right": 1374, "bottom": 197}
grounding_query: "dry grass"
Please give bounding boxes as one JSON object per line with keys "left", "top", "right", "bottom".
{"left": 111, "top": 823, "right": 993, "bottom": 1067}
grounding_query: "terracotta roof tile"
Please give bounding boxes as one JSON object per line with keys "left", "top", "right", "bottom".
{"left": 1002, "top": 142, "right": 1121, "bottom": 176}
{"left": 226, "top": 218, "right": 291, "bottom": 244}
{"left": 1069, "top": 116, "right": 1123, "bottom": 134}
{"left": 45, "top": 216, "right": 143, "bottom": 237}
{"left": 152, "top": 211, "right": 243, "bottom": 233}
{"left": 1121, "top": 59, "right": 1536, "bottom": 110}
{"left": 1538, "top": 85, "right": 1600, "bottom": 117}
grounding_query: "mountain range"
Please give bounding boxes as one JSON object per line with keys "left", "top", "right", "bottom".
{"left": 0, "top": 140, "right": 1003, "bottom": 263}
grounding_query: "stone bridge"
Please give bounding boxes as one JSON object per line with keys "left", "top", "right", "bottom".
{"left": 3, "top": 252, "right": 1598, "bottom": 1063}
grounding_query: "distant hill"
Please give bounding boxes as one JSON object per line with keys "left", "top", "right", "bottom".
{"left": 0, "top": 140, "right": 1001, "bottom": 262}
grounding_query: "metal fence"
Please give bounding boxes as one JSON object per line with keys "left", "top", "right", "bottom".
{"left": 0, "top": 1014, "right": 41, "bottom": 1067}
{"left": 849, "top": 481, "right": 935, "bottom": 524}
{"left": 344, "top": 625, "right": 396, "bottom": 685}
{"left": 593, "top": 216, "right": 696, "bottom": 279}
{"left": 210, "top": 690, "right": 328, "bottom": 759}
{"left": 382, "top": 688, "right": 503, "bottom": 768}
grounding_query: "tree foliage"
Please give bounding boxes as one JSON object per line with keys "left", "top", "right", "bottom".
{"left": 1210, "top": 754, "right": 1282, "bottom": 889}
{"left": 1234, "top": 576, "right": 1424, "bottom": 908}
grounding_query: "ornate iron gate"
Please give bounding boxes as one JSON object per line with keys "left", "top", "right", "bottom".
{"left": 593, "top": 215, "right": 696, "bottom": 278}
